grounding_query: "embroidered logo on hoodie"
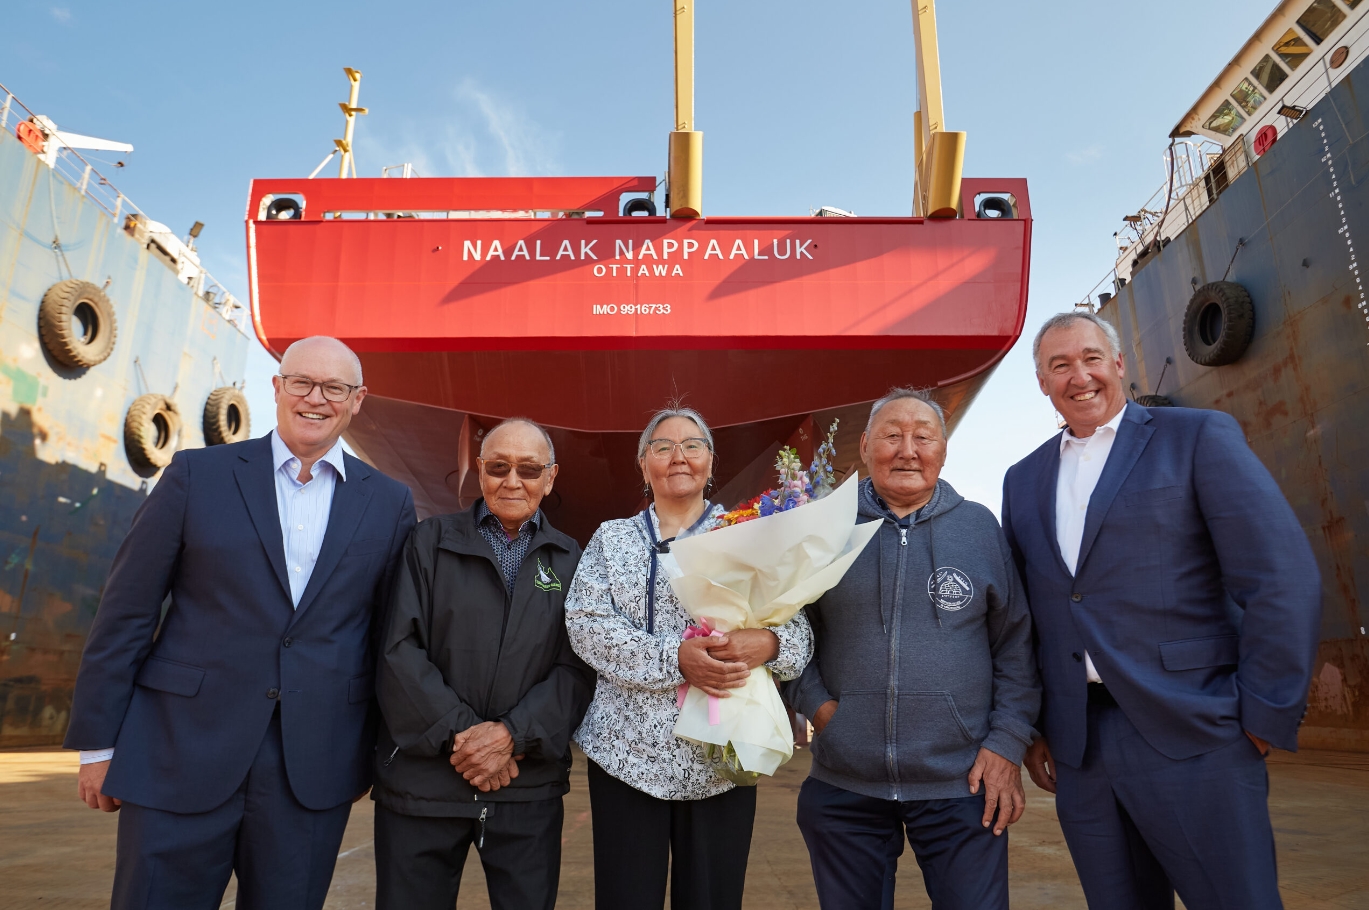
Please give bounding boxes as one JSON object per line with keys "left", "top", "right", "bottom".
{"left": 927, "top": 567, "right": 974, "bottom": 611}
{"left": 534, "top": 558, "right": 562, "bottom": 592}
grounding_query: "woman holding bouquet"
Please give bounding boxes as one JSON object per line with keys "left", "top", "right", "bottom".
{"left": 565, "top": 406, "right": 813, "bottom": 910}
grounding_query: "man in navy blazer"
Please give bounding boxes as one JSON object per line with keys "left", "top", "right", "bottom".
{"left": 1001, "top": 312, "right": 1320, "bottom": 910}
{"left": 64, "top": 336, "right": 416, "bottom": 910}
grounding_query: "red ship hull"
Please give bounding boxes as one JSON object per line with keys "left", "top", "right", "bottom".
{"left": 247, "top": 176, "right": 1031, "bottom": 541}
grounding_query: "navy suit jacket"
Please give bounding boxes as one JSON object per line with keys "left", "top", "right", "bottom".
{"left": 64, "top": 434, "right": 416, "bottom": 813}
{"left": 1001, "top": 402, "right": 1320, "bottom": 768}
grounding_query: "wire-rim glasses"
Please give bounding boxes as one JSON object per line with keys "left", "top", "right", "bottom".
{"left": 646, "top": 437, "right": 711, "bottom": 460}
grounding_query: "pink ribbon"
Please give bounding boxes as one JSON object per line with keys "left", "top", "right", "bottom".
{"left": 678, "top": 619, "right": 724, "bottom": 726}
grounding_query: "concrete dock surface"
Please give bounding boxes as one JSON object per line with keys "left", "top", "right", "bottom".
{"left": 3, "top": 746, "right": 1366, "bottom": 909}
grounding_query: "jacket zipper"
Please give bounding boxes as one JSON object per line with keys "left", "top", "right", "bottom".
{"left": 477, "top": 806, "right": 488, "bottom": 849}
{"left": 382, "top": 746, "right": 399, "bottom": 768}
{"left": 887, "top": 524, "right": 909, "bottom": 792}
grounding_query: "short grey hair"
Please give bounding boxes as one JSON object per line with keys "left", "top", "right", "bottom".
{"left": 637, "top": 406, "right": 714, "bottom": 460}
{"left": 280, "top": 335, "right": 364, "bottom": 385}
{"left": 1032, "top": 312, "right": 1121, "bottom": 374}
{"left": 481, "top": 417, "right": 555, "bottom": 464}
{"left": 866, "top": 387, "right": 946, "bottom": 437}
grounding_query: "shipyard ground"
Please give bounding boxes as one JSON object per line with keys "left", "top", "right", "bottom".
{"left": 3, "top": 746, "right": 1366, "bottom": 909}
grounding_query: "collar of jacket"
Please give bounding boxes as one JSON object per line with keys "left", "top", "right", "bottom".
{"left": 858, "top": 476, "right": 962, "bottom": 525}
{"left": 436, "top": 501, "right": 575, "bottom": 558}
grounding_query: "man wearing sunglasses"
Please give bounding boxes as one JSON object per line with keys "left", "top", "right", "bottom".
{"left": 373, "top": 417, "right": 594, "bottom": 910}
{"left": 65, "top": 336, "right": 416, "bottom": 910}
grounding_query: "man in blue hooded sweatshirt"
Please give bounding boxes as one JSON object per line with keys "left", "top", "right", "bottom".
{"left": 786, "top": 387, "right": 1040, "bottom": 910}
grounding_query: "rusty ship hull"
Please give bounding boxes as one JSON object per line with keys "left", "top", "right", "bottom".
{"left": 1098, "top": 58, "right": 1369, "bottom": 751}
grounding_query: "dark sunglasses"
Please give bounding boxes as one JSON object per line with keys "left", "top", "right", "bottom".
{"left": 480, "top": 459, "right": 552, "bottom": 480}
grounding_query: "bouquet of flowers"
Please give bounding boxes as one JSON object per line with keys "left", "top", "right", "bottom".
{"left": 666, "top": 421, "right": 879, "bottom": 784}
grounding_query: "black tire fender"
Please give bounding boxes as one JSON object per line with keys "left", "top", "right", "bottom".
{"left": 124, "top": 394, "right": 181, "bottom": 475}
{"left": 38, "top": 279, "right": 118, "bottom": 368}
{"left": 1183, "top": 281, "right": 1254, "bottom": 367}
{"left": 202, "top": 386, "right": 251, "bottom": 446}
{"left": 1135, "top": 395, "right": 1174, "bottom": 407}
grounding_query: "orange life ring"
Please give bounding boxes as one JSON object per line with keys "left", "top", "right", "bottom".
{"left": 16, "top": 120, "right": 45, "bottom": 155}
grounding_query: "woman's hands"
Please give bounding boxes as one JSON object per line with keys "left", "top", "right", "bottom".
{"left": 678, "top": 629, "right": 779, "bottom": 697}
{"left": 706, "top": 628, "right": 780, "bottom": 669}
{"left": 678, "top": 635, "right": 750, "bottom": 698}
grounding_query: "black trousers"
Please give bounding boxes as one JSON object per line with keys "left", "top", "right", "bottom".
{"left": 111, "top": 707, "right": 352, "bottom": 910}
{"left": 373, "top": 798, "right": 564, "bottom": 910}
{"left": 1054, "top": 696, "right": 1281, "bottom": 910}
{"left": 796, "top": 776, "right": 1008, "bottom": 910}
{"left": 586, "top": 760, "right": 757, "bottom": 910}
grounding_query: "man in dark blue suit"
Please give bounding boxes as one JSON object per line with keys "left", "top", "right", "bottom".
{"left": 1001, "top": 312, "right": 1321, "bottom": 910}
{"left": 64, "top": 336, "right": 416, "bottom": 910}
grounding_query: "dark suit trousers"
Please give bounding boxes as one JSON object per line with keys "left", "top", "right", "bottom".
{"left": 111, "top": 707, "right": 352, "bottom": 910}
{"left": 796, "top": 776, "right": 1008, "bottom": 910}
{"left": 374, "top": 798, "right": 563, "bottom": 910}
{"left": 1055, "top": 694, "right": 1281, "bottom": 910}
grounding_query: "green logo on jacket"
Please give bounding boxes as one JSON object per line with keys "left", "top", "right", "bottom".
{"left": 534, "top": 557, "right": 562, "bottom": 592}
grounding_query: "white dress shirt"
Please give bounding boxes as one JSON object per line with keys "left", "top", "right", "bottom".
{"left": 1056, "top": 405, "right": 1126, "bottom": 685}
{"left": 80, "top": 432, "right": 347, "bottom": 765}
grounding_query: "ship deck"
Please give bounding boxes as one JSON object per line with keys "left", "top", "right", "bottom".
{"left": 3, "top": 746, "right": 1365, "bottom": 909}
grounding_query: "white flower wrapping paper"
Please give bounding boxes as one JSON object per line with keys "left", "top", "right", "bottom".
{"left": 666, "top": 474, "right": 881, "bottom": 777}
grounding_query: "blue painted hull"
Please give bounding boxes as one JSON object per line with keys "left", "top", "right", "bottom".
{"left": 0, "top": 126, "right": 253, "bottom": 747}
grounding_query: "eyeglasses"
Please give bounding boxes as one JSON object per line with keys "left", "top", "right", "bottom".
{"left": 480, "top": 459, "right": 553, "bottom": 480}
{"left": 277, "top": 374, "right": 360, "bottom": 402}
{"left": 646, "top": 438, "right": 711, "bottom": 460}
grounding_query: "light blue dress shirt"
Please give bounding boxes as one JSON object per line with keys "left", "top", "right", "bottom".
{"left": 271, "top": 429, "right": 347, "bottom": 607}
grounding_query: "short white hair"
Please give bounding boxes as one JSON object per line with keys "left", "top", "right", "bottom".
{"left": 1032, "top": 313, "right": 1121, "bottom": 374}
{"left": 481, "top": 417, "right": 555, "bottom": 464}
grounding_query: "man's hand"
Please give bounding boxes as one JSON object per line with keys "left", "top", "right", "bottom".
{"left": 1246, "top": 730, "right": 1271, "bottom": 756}
{"left": 705, "top": 629, "right": 779, "bottom": 670}
{"left": 77, "top": 760, "right": 121, "bottom": 812}
{"left": 467, "top": 755, "right": 522, "bottom": 793}
{"left": 450, "top": 721, "right": 515, "bottom": 786}
{"left": 967, "top": 747, "right": 1026, "bottom": 835}
{"left": 352, "top": 787, "right": 372, "bottom": 803}
{"left": 1023, "top": 737, "right": 1057, "bottom": 794}
{"left": 811, "top": 700, "right": 838, "bottom": 735}
{"left": 678, "top": 636, "right": 750, "bottom": 698}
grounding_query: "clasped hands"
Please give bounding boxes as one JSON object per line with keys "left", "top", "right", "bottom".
{"left": 450, "top": 721, "right": 524, "bottom": 792}
{"left": 677, "top": 628, "right": 780, "bottom": 698}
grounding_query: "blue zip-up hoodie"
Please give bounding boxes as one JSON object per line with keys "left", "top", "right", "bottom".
{"left": 786, "top": 478, "right": 1040, "bottom": 801}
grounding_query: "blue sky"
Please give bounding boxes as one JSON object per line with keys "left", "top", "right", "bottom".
{"left": 5, "top": 0, "right": 1270, "bottom": 513}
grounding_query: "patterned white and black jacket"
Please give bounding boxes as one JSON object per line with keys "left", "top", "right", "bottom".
{"left": 565, "top": 506, "right": 814, "bottom": 800}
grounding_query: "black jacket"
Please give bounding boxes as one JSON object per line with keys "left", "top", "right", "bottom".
{"left": 374, "top": 504, "right": 593, "bottom": 816}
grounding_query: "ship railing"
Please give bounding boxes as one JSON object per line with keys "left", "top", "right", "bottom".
{"left": 1106, "top": 7, "right": 1369, "bottom": 290}
{"left": 0, "top": 79, "right": 251, "bottom": 336}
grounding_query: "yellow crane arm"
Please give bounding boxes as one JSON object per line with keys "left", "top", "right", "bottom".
{"left": 911, "top": 0, "right": 964, "bottom": 218}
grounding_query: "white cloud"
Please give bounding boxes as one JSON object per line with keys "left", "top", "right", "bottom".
{"left": 51, "top": 7, "right": 72, "bottom": 24}
{"left": 354, "top": 78, "right": 559, "bottom": 180}
{"left": 1065, "top": 144, "right": 1104, "bottom": 165}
